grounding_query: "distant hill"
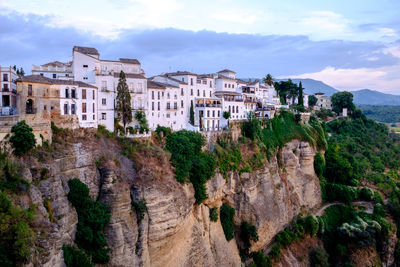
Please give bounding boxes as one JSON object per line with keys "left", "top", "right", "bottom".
{"left": 351, "top": 89, "right": 400, "bottom": 106}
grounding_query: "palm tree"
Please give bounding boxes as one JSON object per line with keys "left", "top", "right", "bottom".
{"left": 263, "top": 74, "right": 274, "bottom": 86}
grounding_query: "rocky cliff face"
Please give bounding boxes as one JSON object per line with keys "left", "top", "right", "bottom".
{"left": 23, "top": 137, "right": 321, "bottom": 267}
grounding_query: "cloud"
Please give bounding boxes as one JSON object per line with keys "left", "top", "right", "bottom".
{"left": 0, "top": 11, "right": 399, "bottom": 94}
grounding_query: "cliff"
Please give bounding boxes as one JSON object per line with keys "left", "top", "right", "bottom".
{"left": 21, "top": 134, "right": 321, "bottom": 267}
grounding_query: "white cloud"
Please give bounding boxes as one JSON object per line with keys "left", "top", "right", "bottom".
{"left": 289, "top": 65, "right": 400, "bottom": 94}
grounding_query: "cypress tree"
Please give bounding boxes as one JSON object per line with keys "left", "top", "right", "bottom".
{"left": 116, "top": 71, "right": 132, "bottom": 131}
{"left": 298, "top": 81, "right": 304, "bottom": 107}
{"left": 190, "top": 100, "right": 195, "bottom": 125}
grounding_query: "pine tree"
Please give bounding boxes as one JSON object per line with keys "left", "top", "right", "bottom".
{"left": 298, "top": 81, "right": 304, "bottom": 107}
{"left": 190, "top": 100, "right": 195, "bottom": 125}
{"left": 116, "top": 71, "right": 132, "bottom": 131}
{"left": 19, "top": 68, "right": 25, "bottom": 76}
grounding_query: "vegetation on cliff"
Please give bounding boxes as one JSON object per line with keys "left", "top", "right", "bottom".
{"left": 66, "top": 178, "right": 111, "bottom": 265}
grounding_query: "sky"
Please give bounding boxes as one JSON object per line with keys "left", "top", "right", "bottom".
{"left": 0, "top": 0, "right": 400, "bottom": 94}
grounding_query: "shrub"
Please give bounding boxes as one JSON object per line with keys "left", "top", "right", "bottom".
{"left": 275, "top": 230, "right": 292, "bottom": 248}
{"left": 9, "top": 120, "right": 36, "bottom": 156}
{"left": 67, "top": 179, "right": 110, "bottom": 265}
{"left": 0, "top": 153, "right": 28, "bottom": 192}
{"left": 220, "top": 203, "right": 235, "bottom": 241}
{"left": 209, "top": 207, "right": 218, "bottom": 222}
{"left": 322, "top": 183, "right": 359, "bottom": 204}
{"left": 242, "top": 113, "right": 261, "bottom": 140}
{"left": 301, "top": 215, "right": 319, "bottom": 237}
{"left": 252, "top": 251, "right": 271, "bottom": 267}
{"left": 269, "top": 244, "right": 281, "bottom": 259}
{"left": 359, "top": 187, "right": 373, "bottom": 201}
{"left": 132, "top": 199, "right": 147, "bottom": 223}
{"left": 155, "top": 126, "right": 172, "bottom": 138}
{"left": 310, "top": 246, "right": 329, "bottom": 267}
{"left": 314, "top": 152, "right": 325, "bottom": 179}
{"left": 62, "top": 245, "right": 93, "bottom": 267}
{"left": 240, "top": 221, "right": 259, "bottom": 249}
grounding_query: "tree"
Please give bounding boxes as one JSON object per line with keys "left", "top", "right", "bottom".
{"left": 189, "top": 100, "right": 195, "bottom": 125}
{"left": 9, "top": 120, "right": 36, "bottom": 156}
{"left": 298, "top": 82, "right": 304, "bottom": 107}
{"left": 116, "top": 71, "right": 132, "bottom": 131}
{"left": 134, "top": 111, "right": 149, "bottom": 134}
{"left": 223, "top": 111, "right": 231, "bottom": 128}
{"left": 308, "top": 95, "right": 318, "bottom": 107}
{"left": 286, "top": 79, "right": 299, "bottom": 105}
{"left": 331, "top": 91, "right": 355, "bottom": 115}
{"left": 263, "top": 74, "right": 274, "bottom": 86}
{"left": 19, "top": 68, "right": 25, "bottom": 76}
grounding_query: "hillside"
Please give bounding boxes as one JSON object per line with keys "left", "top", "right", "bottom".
{"left": 276, "top": 78, "right": 339, "bottom": 96}
{"left": 352, "top": 89, "right": 400, "bottom": 105}
{"left": 358, "top": 105, "right": 400, "bottom": 123}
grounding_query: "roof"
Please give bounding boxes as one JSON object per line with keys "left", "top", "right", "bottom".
{"left": 161, "top": 74, "right": 188, "bottom": 85}
{"left": 217, "top": 69, "right": 236, "bottom": 74}
{"left": 41, "top": 61, "right": 72, "bottom": 68}
{"left": 217, "top": 74, "right": 237, "bottom": 81}
{"left": 147, "top": 80, "right": 166, "bottom": 89}
{"left": 119, "top": 58, "right": 140, "bottom": 65}
{"left": 17, "top": 75, "right": 97, "bottom": 88}
{"left": 236, "top": 79, "right": 247, "bottom": 84}
{"left": 247, "top": 81, "right": 260, "bottom": 86}
{"left": 165, "top": 71, "right": 197, "bottom": 76}
{"left": 315, "top": 92, "right": 325, "bottom": 95}
{"left": 113, "top": 73, "right": 145, "bottom": 79}
{"left": 73, "top": 46, "right": 99, "bottom": 56}
{"left": 198, "top": 74, "right": 214, "bottom": 79}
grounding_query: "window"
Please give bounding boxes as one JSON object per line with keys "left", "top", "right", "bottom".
{"left": 92, "top": 103, "right": 95, "bottom": 113}
{"left": 181, "top": 88, "right": 184, "bottom": 96}
{"left": 101, "top": 113, "right": 106, "bottom": 120}
{"left": 65, "top": 88, "right": 69, "bottom": 98}
{"left": 152, "top": 102, "right": 154, "bottom": 111}
{"left": 3, "top": 84, "right": 8, "bottom": 91}
{"left": 66, "top": 74, "right": 69, "bottom": 77}
{"left": 228, "top": 84, "right": 231, "bottom": 88}
{"left": 191, "top": 89, "right": 193, "bottom": 96}
{"left": 83, "top": 65, "right": 88, "bottom": 68}
{"left": 167, "top": 93, "right": 170, "bottom": 99}
{"left": 137, "top": 83, "right": 142, "bottom": 93}
{"left": 210, "top": 81, "right": 212, "bottom": 88}
{"left": 152, "top": 91, "right": 154, "bottom": 100}
{"left": 71, "top": 104, "right": 76, "bottom": 114}
{"left": 101, "top": 81, "right": 107, "bottom": 91}
{"left": 218, "top": 111, "right": 220, "bottom": 117}
{"left": 166, "top": 114, "right": 170, "bottom": 118}
{"left": 53, "top": 74, "right": 56, "bottom": 79}
{"left": 158, "top": 102, "right": 160, "bottom": 111}
{"left": 197, "top": 90, "right": 200, "bottom": 97}
{"left": 64, "top": 103, "right": 68, "bottom": 115}
{"left": 167, "top": 102, "right": 171, "bottom": 110}
{"left": 3, "top": 74, "right": 8, "bottom": 81}
{"left": 174, "top": 94, "right": 177, "bottom": 100}
{"left": 82, "top": 103, "right": 87, "bottom": 113}
{"left": 181, "top": 100, "right": 184, "bottom": 108}
{"left": 82, "top": 115, "right": 87, "bottom": 120}
{"left": 158, "top": 91, "right": 160, "bottom": 100}
{"left": 82, "top": 89, "right": 87, "bottom": 99}
{"left": 207, "top": 110, "right": 210, "bottom": 117}
{"left": 102, "top": 98, "right": 106, "bottom": 105}
{"left": 72, "top": 89, "right": 76, "bottom": 98}
{"left": 28, "top": 84, "right": 32, "bottom": 96}
{"left": 40, "top": 73, "right": 44, "bottom": 76}
{"left": 83, "top": 77, "right": 88, "bottom": 80}
{"left": 224, "top": 83, "right": 227, "bottom": 88}
{"left": 236, "top": 106, "right": 239, "bottom": 113}
{"left": 92, "top": 90, "right": 95, "bottom": 100}
{"left": 93, "top": 115, "right": 95, "bottom": 120}
{"left": 203, "top": 90, "right": 205, "bottom": 97}
{"left": 174, "top": 102, "right": 177, "bottom": 109}
{"left": 209, "top": 91, "right": 212, "bottom": 97}
{"left": 212, "top": 110, "right": 215, "bottom": 117}
{"left": 190, "top": 78, "right": 193, "bottom": 86}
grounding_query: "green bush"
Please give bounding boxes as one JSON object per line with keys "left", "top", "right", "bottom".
{"left": 269, "top": 244, "right": 281, "bottom": 259}
{"left": 220, "top": 203, "right": 235, "bottom": 241}
{"left": 310, "top": 246, "right": 329, "bottom": 267}
{"left": 252, "top": 251, "right": 271, "bottom": 267}
{"left": 359, "top": 187, "right": 373, "bottom": 201}
{"left": 314, "top": 152, "right": 325, "bottom": 179}
{"left": 275, "top": 230, "right": 293, "bottom": 248}
{"left": 9, "top": 120, "right": 36, "bottom": 156}
{"left": 240, "top": 221, "right": 259, "bottom": 249}
{"left": 67, "top": 179, "right": 110, "bottom": 265}
{"left": 0, "top": 192, "right": 35, "bottom": 265}
{"left": 322, "top": 183, "right": 359, "bottom": 204}
{"left": 165, "top": 130, "right": 216, "bottom": 203}
{"left": 242, "top": 112, "right": 261, "bottom": 140}
{"left": 132, "top": 199, "right": 147, "bottom": 223}
{"left": 0, "top": 153, "right": 29, "bottom": 192}
{"left": 155, "top": 126, "right": 172, "bottom": 138}
{"left": 301, "top": 215, "right": 319, "bottom": 237}
{"left": 62, "top": 245, "right": 93, "bottom": 267}
{"left": 209, "top": 207, "right": 218, "bottom": 222}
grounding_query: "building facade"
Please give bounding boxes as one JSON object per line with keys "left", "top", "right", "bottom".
{"left": 0, "top": 66, "right": 18, "bottom": 116}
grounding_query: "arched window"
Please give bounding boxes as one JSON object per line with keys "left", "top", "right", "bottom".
{"left": 26, "top": 99, "right": 34, "bottom": 114}
{"left": 229, "top": 105, "right": 231, "bottom": 113}
{"left": 65, "top": 87, "right": 69, "bottom": 98}
{"left": 236, "top": 106, "right": 239, "bottom": 113}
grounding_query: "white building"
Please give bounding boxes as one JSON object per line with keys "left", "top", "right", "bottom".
{"left": 315, "top": 92, "right": 332, "bottom": 110}
{"left": 0, "top": 66, "right": 18, "bottom": 116}
{"left": 32, "top": 61, "right": 73, "bottom": 80}
{"left": 71, "top": 46, "right": 146, "bottom": 132}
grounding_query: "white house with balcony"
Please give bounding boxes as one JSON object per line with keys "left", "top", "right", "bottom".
{"left": 0, "top": 66, "right": 18, "bottom": 116}
{"left": 32, "top": 61, "right": 73, "bottom": 80}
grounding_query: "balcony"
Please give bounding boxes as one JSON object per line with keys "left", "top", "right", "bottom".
{"left": 132, "top": 106, "right": 145, "bottom": 111}
{"left": 101, "top": 87, "right": 109, "bottom": 92}
{"left": 195, "top": 103, "right": 222, "bottom": 108}
{"left": 2, "top": 88, "right": 9, "bottom": 92}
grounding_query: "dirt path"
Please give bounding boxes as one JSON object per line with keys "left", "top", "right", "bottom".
{"left": 315, "top": 201, "right": 374, "bottom": 216}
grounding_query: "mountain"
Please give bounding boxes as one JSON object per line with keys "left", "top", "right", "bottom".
{"left": 351, "top": 89, "right": 400, "bottom": 106}
{"left": 275, "top": 78, "right": 339, "bottom": 96}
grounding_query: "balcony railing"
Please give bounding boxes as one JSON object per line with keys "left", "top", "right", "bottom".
{"left": 2, "top": 88, "right": 9, "bottom": 92}
{"left": 132, "top": 106, "right": 145, "bottom": 110}
{"left": 0, "top": 107, "right": 17, "bottom": 116}
{"left": 195, "top": 104, "right": 222, "bottom": 108}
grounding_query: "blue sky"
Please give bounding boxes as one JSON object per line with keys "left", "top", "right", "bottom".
{"left": 1, "top": 0, "right": 400, "bottom": 94}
